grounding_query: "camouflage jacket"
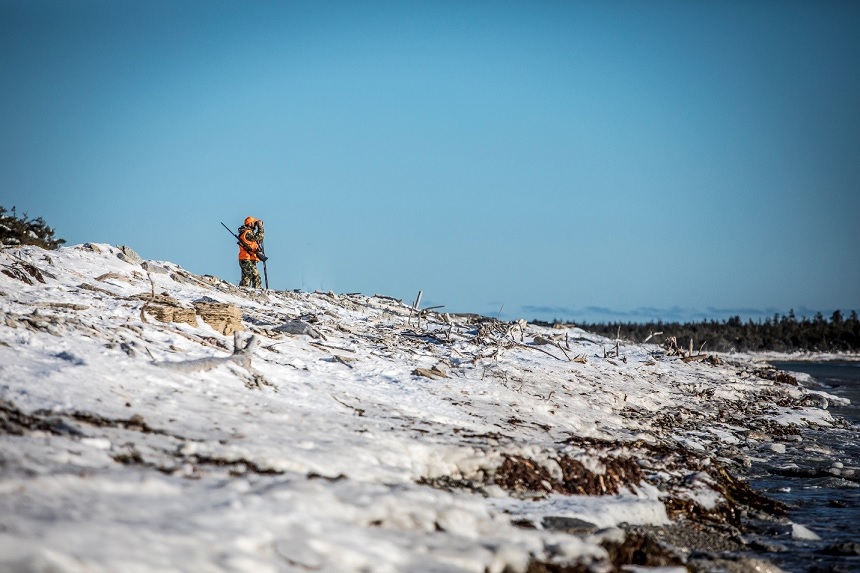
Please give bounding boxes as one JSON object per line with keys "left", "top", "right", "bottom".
{"left": 238, "top": 225, "right": 265, "bottom": 244}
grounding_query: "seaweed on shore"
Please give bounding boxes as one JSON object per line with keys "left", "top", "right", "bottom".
{"left": 525, "top": 530, "right": 685, "bottom": 573}
{"left": 491, "top": 452, "right": 644, "bottom": 497}
{"left": 420, "top": 435, "right": 786, "bottom": 533}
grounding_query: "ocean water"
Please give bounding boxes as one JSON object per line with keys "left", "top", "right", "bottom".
{"left": 771, "top": 362, "right": 860, "bottom": 424}
{"left": 748, "top": 361, "right": 860, "bottom": 572}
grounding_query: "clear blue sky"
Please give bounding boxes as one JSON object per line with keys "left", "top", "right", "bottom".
{"left": 2, "top": 0, "right": 858, "bottom": 323}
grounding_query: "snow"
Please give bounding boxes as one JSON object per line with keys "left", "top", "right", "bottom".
{"left": 492, "top": 487, "right": 670, "bottom": 529}
{"left": 0, "top": 243, "right": 847, "bottom": 572}
{"left": 623, "top": 568, "right": 688, "bottom": 573}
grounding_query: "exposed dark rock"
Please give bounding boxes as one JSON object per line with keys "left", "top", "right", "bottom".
{"left": 817, "top": 542, "right": 860, "bottom": 556}
{"left": 541, "top": 516, "right": 599, "bottom": 534}
{"left": 601, "top": 530, "right": 685, "bottom": 569}
{"left": 116, "top": 245, "right": 142, "bottom": 265}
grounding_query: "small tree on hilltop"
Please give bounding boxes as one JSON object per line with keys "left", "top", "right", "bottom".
{"left": 0, "top": 205, "right": 66, "bottom": 250}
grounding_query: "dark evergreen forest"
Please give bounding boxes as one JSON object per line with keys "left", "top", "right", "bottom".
{"left": 536, "top": 310, "right": 860, "bottom": 353}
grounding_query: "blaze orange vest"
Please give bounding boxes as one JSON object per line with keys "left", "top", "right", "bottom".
{"left": 238, "top": 229, "right": 259, "bottom": 261}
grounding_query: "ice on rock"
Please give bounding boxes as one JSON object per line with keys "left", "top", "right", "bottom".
{"left": 791, "top": 522, "right": 821, "bottom": 540}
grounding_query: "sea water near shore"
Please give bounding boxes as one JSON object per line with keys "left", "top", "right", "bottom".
{"left": 751, "top": 361, "right": 860, "bottom": 573}
{"left": 770, "top": 362, "right": 860, "bottom": 424}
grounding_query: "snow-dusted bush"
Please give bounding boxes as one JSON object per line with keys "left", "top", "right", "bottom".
{"left": 0, "top": 205, "right": 65, "bottom": 250}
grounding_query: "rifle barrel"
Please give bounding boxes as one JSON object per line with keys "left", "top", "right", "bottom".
{"left": 221, "top": 221, "right": 267, "bottom": 262}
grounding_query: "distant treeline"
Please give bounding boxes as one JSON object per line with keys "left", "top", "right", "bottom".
{"left": 534, "top": 310, "right": 860, "bottom": 353}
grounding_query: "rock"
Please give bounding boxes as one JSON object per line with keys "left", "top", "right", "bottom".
{"left": 588, "top": 526, "right": 625, "bottom": 546}
{"left": 193, "top": 301, "right": 243, "bottom": 335}
{"left": 275, "top": 320, "right": 323, "bottom": 339}
{"left": 683, "top": 471, "right": 712, "bottom": 485}
{"left": 137, "top": 292, "right": 197, "bottom": 327}
{"left": 131, "top": 292, "right": 178, "bottom": 306}
{"left": 748, "top": 539, "right": 788, "bottom": 553}
{"left": 116, "top": 245, "right": 142, "bottom": 264}
{"left": 802, "top": 393, "right": 829, "bottom": 409}
{"left": 141, "top": 261, "right": 167, "bottom": 274}
{"left": 413, "top": 365, "right": 448, "bottom": 379}
{"left": 764, "top": 443, "right": 786, "bottom": 454}
{"left": 541, "top": 516, "right": 599, "bottom": 534}
{"left": 147, "top": 304, "right": 197, "bottom": 327}
{"left": 818, "top": 542, "right": 860, "bottom": 556}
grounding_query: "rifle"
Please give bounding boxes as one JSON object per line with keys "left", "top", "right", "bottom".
{"left": 221, "top": 222, "right": 268, "bottom": 262}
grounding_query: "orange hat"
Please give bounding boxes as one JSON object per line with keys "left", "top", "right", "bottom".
{"left": 244, "top": 216, "right": 256, "bottom": 226}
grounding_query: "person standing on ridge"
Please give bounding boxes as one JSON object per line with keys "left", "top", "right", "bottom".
{"left": 237, "top": 216, "right": 265, "bottom": 288}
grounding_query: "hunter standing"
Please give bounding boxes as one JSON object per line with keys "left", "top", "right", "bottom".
{"left": 237, "top": 216, "right": 265, "bottom": 288}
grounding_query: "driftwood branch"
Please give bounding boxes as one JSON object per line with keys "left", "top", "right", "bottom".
{"left": 517, "top": 341, "right": 567, "bottom": 361}
{"left": 139, "top": 273, "right": 155, "bottom": 324}
{"left": 156, "top": 332, "right": 258, "bottom": 374}
{"left": 331, "top": 355, "right": 356, "bottom": 369}
{"left": 78, "top": 283, "right": 117, "bottom": 296}
{"left": 408, "top": 290, "right": 423, "bottom": 327}
{"left": 331, "top": 395, "right": 365, "bottom": 416}
{"left": 643, "top": 331, "right": 663, "bottom": 344}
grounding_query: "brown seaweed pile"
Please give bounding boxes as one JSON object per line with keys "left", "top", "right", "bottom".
{"left": 494, "top": 453, "right": 643, "bottom": 497}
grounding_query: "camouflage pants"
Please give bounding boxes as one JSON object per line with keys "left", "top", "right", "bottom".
{"left": 239, "top": 259, "right": 261, "bottom": 288}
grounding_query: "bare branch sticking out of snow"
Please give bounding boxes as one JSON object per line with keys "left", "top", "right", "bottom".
{"left": 156, "top": 332, "right": 265, "bottom": 382}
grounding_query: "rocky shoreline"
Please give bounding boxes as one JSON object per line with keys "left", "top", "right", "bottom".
{"left": 1, "top": 243, "right": 857, "bottom": 572}
{"left": 420, "top": 363, "right": 856, "bottom": 572}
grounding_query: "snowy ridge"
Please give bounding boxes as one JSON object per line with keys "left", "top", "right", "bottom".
{"left": 0, "top": 243, "right": 844, "bottom": 572}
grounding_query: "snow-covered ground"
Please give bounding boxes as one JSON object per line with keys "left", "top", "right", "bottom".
{"left": 0, "top": 244, "right": 851, "bottom": 572}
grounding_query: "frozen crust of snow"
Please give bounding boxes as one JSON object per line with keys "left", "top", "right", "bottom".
{"left": 0, "top": 243, "right": 847, "bottom": 572}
